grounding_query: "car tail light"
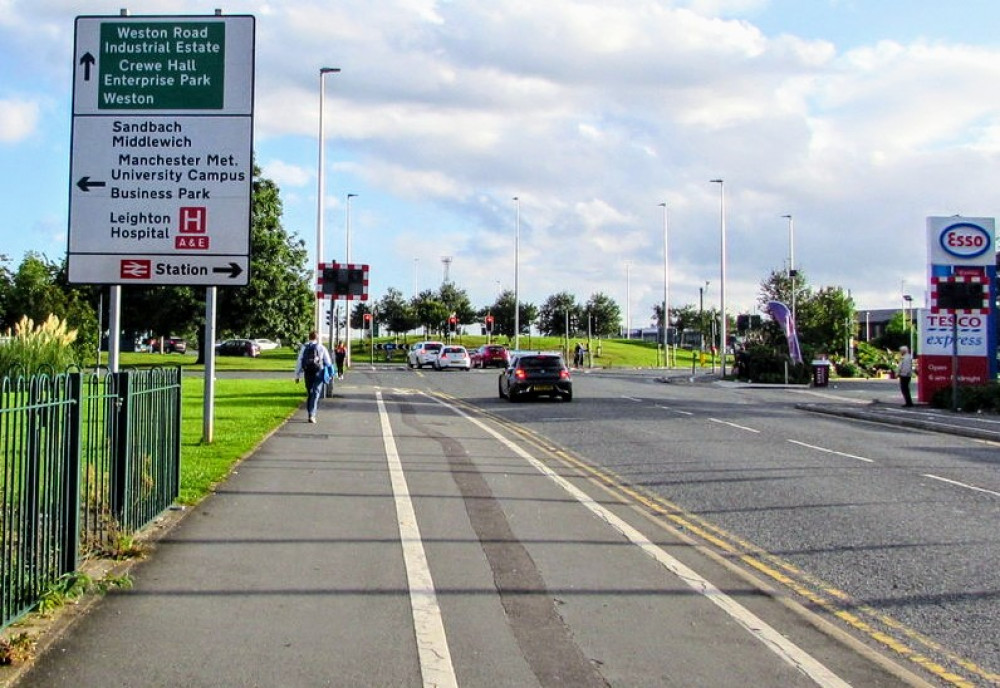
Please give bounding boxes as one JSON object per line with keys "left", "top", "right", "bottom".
{"left": 559, "top": 369, "right": 570, "bottom": 379}
{"left": 514, "top": 368, "right": 526, "bottom": 380}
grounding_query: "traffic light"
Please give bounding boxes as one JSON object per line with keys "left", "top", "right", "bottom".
{"left": 363, "top": 312, "right": 373, "bottom": 327}
{"left": 736, "top": 314, "right": 750, "bottom": 333}
{"left": 448, "top": 316, "right": 457, "bottom": 333}
{"left": 485, "top": 314, "right": 494, "bottom": 333}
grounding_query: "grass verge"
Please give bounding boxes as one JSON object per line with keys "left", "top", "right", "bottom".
{"left": 179, "top": 377, "right": 303, "bottom": 504}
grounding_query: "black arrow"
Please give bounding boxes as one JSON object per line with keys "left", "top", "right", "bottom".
{"left": 80, "top": 52, "right": 96, "bottom": 81}
{"left": 212, "top": 262, "right": 243, "bottom": 279}
{"left": 76, "top": 176, "right": 106, "bottom": 192}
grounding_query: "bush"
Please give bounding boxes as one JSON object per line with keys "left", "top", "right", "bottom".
{"left": 930, "top": 382, "right": 1000, "bottom": 412}
{"left": 0, "top": 315, "right": 79, "bottom": 378}
{"left": 733, "top": 346, "right": 809, "bottom": 383}
{"left": 834, "top": 361, "right": 861, "bottom": 378}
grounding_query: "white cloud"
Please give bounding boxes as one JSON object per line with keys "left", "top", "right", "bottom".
{"left": 262, "top": 159, "right": 313, "bottom": 188}
{"left": 0, "top": 98, "right": 39, "bottom": 142}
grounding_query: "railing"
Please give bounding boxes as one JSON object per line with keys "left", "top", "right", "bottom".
{"left": 0, "top": 367, "right": 181, "bottom": 629}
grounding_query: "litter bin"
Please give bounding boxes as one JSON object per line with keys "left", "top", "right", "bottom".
{"left": 811, "top": 359, "right": 831, "bottom": 387}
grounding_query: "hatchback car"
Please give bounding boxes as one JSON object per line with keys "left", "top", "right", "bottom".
{"left": 498, "top": 353, "right": 573, "bottom": 402}
{"left": 407, "top": 341, "right": 445, "bottom": 368}
{"left": 216, "top": 339, "right": 261, "bottom": 357}
{"left": 472, "top": 344, "right": 510, "bottom": 369}
{"left": 434, "top": 345, "right": 471, "bottom": 370}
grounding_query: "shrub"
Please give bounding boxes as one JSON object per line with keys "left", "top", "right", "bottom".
{"left": 0, "top": 315, "right": 79, "bottom": 378}
{"left": 834, "top": 361, "right": 860, "bottom": 378}
{"left": 930, "top": 382, "right": 1000, "bottom": 412}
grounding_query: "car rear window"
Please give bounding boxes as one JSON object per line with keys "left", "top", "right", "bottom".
{"left": 443, "top": 347, "right": 463, "bottom": 354}
{"left": 518, "top": 356, "right": 564, "bottom": 370}
{"left": 425, "top": 343, "right": 442, "bottom": 351}
{"left": 486, "top": 347, "right": 505, "bottom": 354}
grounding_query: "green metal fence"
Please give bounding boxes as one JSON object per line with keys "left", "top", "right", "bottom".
{"left": 1, "top": 367, "right": 181, "bottom": 629}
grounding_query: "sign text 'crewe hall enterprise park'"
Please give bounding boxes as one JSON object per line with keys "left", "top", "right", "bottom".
{"left": 68, "top": 14, "right": 255, "bottom": 287}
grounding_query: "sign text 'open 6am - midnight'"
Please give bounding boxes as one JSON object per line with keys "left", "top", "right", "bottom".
{"left": 67, "top": 14, "right": 255, "bottom": 286}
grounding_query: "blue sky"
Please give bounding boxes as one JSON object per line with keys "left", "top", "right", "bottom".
{"left": 4, "top": 0, "right": 1000, "bottom": 329}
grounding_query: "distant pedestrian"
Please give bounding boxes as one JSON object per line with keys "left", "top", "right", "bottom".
{"left": 897, "top": 345, "right": 914, "bottom": 407}
{"left": 295, "top": 331, "right": 333, "bottom": 423}
{"left": 334, "top": 341, "right": 347, "bottom": 379}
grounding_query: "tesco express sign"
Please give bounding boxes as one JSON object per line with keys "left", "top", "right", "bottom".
{"left": 939, "top": 222, "right": 992, "bottom": 259}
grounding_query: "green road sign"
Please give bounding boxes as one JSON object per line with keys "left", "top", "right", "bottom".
{"left": 97, "top": 21, "right": 226, "bottom": 109}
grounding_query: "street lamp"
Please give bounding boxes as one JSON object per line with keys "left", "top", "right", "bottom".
{"left": 315, "top": 67, "right": 340, "bottom": 333}
{"left": 624, "top": 261, "right": 632, "bottom": 339}
{"left": 345, "top": 192, "right": 357, "bottom": 368}
{"left": 513, "top": 196, "right": 520, "bottom": 350}
{"left": 710, "top": 179, "right": 727, "bottom": 376}
{"left": 413, "top": 258, "right": 419, "bottom": 298}
{"left": 781, "top": 214, "right": 796, "bottom": 323}
{"left": 903, "top": 293, "right": 914, "bottom": 353}
{"left": 659, "top": 202, "right": 669, "bottom": 368}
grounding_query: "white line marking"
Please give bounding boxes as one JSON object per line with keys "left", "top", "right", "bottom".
{"left": 787, "top": 439, "right": 875, "bottom": 464}
{"left": 709, "top": 417, "right": 761, "bottom": 434}
{"left": 428, "top": 394, "right": 851, "bottom": 688}
{"left": 922, "top": 473, "right": 1000, "bottom": 498}
{"left": 622, "top": 395, "right": 643, "bottom": 402}
{"left": 375, "top": 391, "right": 458, "bottom": 688}
{"left": 656, "top": 405, "right": 694, "bottom": 416}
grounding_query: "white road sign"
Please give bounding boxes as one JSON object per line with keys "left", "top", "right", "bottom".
{"left": 67, "top": 14, "right": 254, "bottom": 286}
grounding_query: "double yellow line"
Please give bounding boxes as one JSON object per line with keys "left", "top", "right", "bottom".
{"left": 439, "top": 393, "right": 999, "bottom": 688}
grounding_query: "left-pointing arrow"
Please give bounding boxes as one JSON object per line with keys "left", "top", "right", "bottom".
{"left": 76, "top": 177, "right": 106, "bottom": 192}
{"left": 80, "top": 52, "right": 96, "bottom": 81}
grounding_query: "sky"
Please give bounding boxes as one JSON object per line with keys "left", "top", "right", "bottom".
{"left": 4, "top": 0, "right": 1000, "bottom": 331}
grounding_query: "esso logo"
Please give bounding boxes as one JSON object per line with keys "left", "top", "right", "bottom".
{"left": 940, "top": 222, "right": 992, "bottom": 258}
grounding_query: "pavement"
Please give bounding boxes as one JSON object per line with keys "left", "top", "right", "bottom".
{"left": 4, "top": 371, "right": 973, "bottom": 687}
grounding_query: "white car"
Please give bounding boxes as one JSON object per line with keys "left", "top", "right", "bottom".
{"left": 252, "top": 338, "right": 281, "bottom": 350}
{"left": 407, "top": 341, "right": 445, "bottom": 368}
{"left": 434, "top": 345, "right": 471, "bottom": 370}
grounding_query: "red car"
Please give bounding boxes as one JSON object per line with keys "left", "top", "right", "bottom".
{"left": 472, "top": 344, "right": 510, "bottom": 369}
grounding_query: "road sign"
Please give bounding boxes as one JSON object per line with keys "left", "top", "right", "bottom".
{"left": 317, "top": 262, "right": 369, "bottom": 300}
{"left": 67, "top": 15, "right": 255, "bottom": 286}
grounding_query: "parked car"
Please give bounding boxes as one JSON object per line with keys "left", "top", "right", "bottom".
{"left": 216, "top": 339, "right": 261, "bottom": 357}
{"left": 471, "top": 344, "right": 509, "bottom": 369}
{"left": 434, "top": 345, "right": 471, "bottom": 370}
{"left": 252, "top": 338, "right": 281, "bottom": 350}
{"left": 407, "top": 341, "right": 445, "bottom": 369}
{"left": 498, "top": 352, "right": 572, "bottom": 402}
{"left": 148, "top": 337, "right": 187, "bottom": 354}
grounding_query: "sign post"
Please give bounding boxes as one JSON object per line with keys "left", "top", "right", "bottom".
{"left": 919, "top": 217, "right": 997, "bottom": 405}
{"left": 68, "top": 14, "right": 255, "bottom": 286}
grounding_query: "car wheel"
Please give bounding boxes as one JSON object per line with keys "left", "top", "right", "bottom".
{"left": 407, "top": 360, "right": 414, "bottom": 369}
{"left": 562, "top": 389, "right": 573, "bottom": 402}
{"left": 498, "top": 380, "right": 506, "bottom": 399}
{"left": 508, "top": 388, "right": 520, "bottom": 403}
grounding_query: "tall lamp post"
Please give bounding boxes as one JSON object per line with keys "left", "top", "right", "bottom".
{"left": 315, "top": 67, "right": 340, "bottom": 333}
{"left": 513, "top": 196, "right": 520, "bottom": 350}
{"left": 625, "top": 261, "right": 632, "bottom": 339}
{"left": 710, "top": 179, "right": 727, "bottom": 376}
{"left": 659, "top": 202, "right": 669, "bottom": 367}
{"left": 782, "top": 214, "right": 796, "bottom": 323}
{"left": 344, "top": 192, "right": 357, "bottom": 368}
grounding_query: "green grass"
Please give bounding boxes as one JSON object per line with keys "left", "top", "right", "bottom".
{"left": 179, "top": 376, "right": 303, "bottom": 504}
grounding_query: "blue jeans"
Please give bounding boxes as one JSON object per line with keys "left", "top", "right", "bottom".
{"left": 305, "top": 374, "right": 324, "bottom": 417}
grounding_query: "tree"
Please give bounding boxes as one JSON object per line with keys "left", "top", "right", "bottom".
{"left": 538, "top": 292, "right": 581, "bottom": 336}
{"left": 217, "top": 165, "right": 313, "bottom": 344}
{"left": 378, "top": 287, "right": 418, "bottom": 337}
{"left": 350, "top": 301, "right": 374, "bottom": 331}
{"left": 438, "top": 283, "right": 477, "bottom": 325}
{"left": 875, "top": 310, "right": 914, "bottom": 352}
{"left": 757, "top": 267, "right": 812, "bottom": 317}
{"left": 412, "top": 289, "right": 450, "bottom": 334}
{"left": 758, "top": 267, "right": 855, "bottom": 358}
{"left": 583, "top": 292, "right": 621, "bottom": 338}
{"left": 486, "top": 290, "right": 537, "bottom": 338}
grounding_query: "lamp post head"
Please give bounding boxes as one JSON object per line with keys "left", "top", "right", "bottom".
{"left": 347, "top": 193, "right": 358, "bottom": 199}
{"left": 320, "top": 67, "right": 341, "bottom": 75}
{"left": 781, "top": 214, "right": 792, "bottom": 219}
{"left": 710, "top": 179, "right": 723, "bottom": 184}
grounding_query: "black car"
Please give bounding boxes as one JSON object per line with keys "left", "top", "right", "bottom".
{"left": 215, "top": 339, "right": 261, "bottom": 357}
{"left": 498, "top": 353, "right": 572, "bottom": 402}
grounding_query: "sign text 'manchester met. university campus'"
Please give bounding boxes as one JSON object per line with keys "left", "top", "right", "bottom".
{"left": 68, "top": 15, "right": 255, "bottom": 286}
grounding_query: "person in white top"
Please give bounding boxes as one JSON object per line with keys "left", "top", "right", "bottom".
{"left": 295, "top": 331, "right": 333, "bottom": 423}
{"left": 897, "top": 345, "right": 914, "bottom": 407}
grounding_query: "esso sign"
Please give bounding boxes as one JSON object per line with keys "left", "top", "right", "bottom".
{"left": 939, "top": 222, "right": 992, "bottom": 258}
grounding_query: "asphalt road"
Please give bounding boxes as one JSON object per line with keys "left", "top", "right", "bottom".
{"left": 399, "top": 364, "right": 1000, "bottom": 687}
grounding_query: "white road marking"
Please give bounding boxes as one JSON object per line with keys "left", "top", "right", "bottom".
{"left": 622, "top": 395, "right": 643, "bottom": 402}
{"left": 429, "top": 394, "right": 851, "bottom": 688}
{"left": 787, "top": 439, "right": 875, "bottom": 464}
{"left": 709, "top": 417, "right": 761, "bottom": 434}
{"left": 656, "top": 405, "right": 694, "bottom": 416}
{"left": 375, "top": 391, "right": 458, "bottom": 688}
{"left": 922, "top": 473, "right": 1000, "bottom": 498}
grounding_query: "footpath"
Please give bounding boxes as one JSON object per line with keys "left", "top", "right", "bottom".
{"left": 4, "top": 374, "right": 939, "bottom": 688}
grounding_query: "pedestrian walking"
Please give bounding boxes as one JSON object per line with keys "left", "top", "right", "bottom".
{"left": 334, "top": 341, "right": 347, "bottom": 379}
{"left": 897, "top": 345, "right": 914, "bottom": 407}
{"left": 295, "top": 332, "right": 333, "bottom": 423}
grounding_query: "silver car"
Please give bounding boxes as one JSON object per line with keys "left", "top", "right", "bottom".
{"left": 407, "top": 341, "right": 445, "bottom": 369}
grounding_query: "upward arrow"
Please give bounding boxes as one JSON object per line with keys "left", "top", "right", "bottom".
{"left": 80, "top": 52, "right": 95, "bottom": 81}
